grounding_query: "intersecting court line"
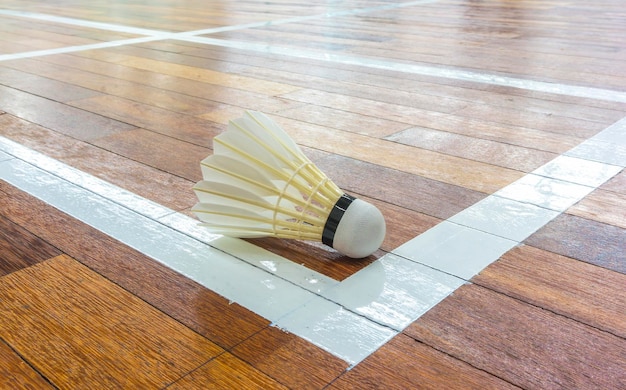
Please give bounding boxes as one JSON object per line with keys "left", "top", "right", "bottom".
{"left": 1, "top": 118, "right": 624, "bottom": 365}
{"left": 1, "top": 4, "right": 625, "bottom": 366}
{"left": 2, "top": 5, "right": 626, "bottom": 104}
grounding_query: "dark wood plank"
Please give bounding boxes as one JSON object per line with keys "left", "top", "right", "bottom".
{"left": 328, "top": 334, "right": 518, "bottom": 390}
{"left": 0, "top": 214, "right": 61, "bottom": 277}
{"left": 525, "top": 213, "right": 626, "bottom": 274}
{"left": 405, "top": 284, "right": 626, "bottom": 390}
{"left": 231, "top": 326, "right": 348, "bottom": 389}
{"left": 473, "top": 244, "right": 626, "bottom": 338}
{"left": 168, "top": 353, "right": 289, "bottom": 389}
{"left": 0, "top": 339, "right": 54, "bottom": 390}
{"left": 0, "top": 254, "right": 222, "bottom": 388}
{"left": 0, "top": 181, "right": 270, "bottom": 349}
{"left": 92, "top": 127, "right": 210, "bottom": 182}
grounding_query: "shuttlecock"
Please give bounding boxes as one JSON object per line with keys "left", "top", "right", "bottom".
{"left": 192, "top": 110, "right": 386, "bottom": 258}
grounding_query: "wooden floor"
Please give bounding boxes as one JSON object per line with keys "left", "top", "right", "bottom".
{"left": 1, "top": 0, "right": 625, "bottom": 388}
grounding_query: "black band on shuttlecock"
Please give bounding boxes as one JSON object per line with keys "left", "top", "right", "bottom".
{"left": 322, "top": 193, "right": 356, "bottom": 248}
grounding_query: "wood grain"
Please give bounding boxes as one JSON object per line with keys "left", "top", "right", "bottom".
{"left": 0, "top": 181, "right": 270, "bottom": 349}
{"left": 329, "top": 334, "right": 518, "bottom": 390}
{"left": 0, "top": 254, "right": 222, "bottom": 388}
{"left": 92, "top": 127, "right": 210, "bottom": 182}
{"left": 0, "top": 339, "right": 54, "bottom": 390}
{"left": 274, "top": 116, "right": 524, "bottom": 193}
{"left": 567, "top": 188, "right": 626, "bottom": 229}
{"left": 0, "top": 84, "right": 136, "bottom": 142}
{"left": 386, "top": 126, "right": 557, "bottom": 171}
{"left": 314, "top": 153, "right": 487, "bottom": 220}
{"left": 405, "top": 284, "right": 626, "bottom": 390}
{"left": 168, "top": 353, "right": 289, "bottom": 389}
{"left": 69, "top": 94, "right": 222, "bottom": 148}
{"left": 0, "top": 114, "right": 198, "bottom": 211}
{"left": 473, "top": 245, "right": 626, "bottom": 338}
{"left": 27, "top": 53, "right": 302, "bottom": 114}
{"left": 231, "top": 326, "right": 348, "bottom": 389}
{"left": 0, "top": 214, "right": 61, "bottom": 277}
{"left": 114, "top": 53, "right": 300, "bottom": 96}
{"left": 0, "top": 66, "right": 101, "bottom": 103}
{"left": 525, "top": 214, "right": 626, "bottom": 274}
{"left": 601, "top": 169, "right": 626, "bottom": 194}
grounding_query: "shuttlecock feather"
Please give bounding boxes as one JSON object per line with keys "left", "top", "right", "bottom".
{"left": 193, "top": 110, "right": 385, "bottom": 258}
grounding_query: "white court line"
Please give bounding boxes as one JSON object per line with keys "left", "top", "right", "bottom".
{"left": 0, "top": 37, "right": 165, "bottom": 61}
{"left": 2, "top": 6, "right": 626, "bottom": 103}
{"left": 181, "top": 36, "right": 626, "bottom": 104}
{"left": 0, "top": 117, "right": 624, "bottom": 366}
{"left": 1, "top": 4, "right": 625, "bottom": 367}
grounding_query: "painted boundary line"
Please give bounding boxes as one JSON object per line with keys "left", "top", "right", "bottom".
{"left": 0, "top": 3, "right": 625, "bottom": 367}
{"left": 0, "top": 118, "right": 624, "bottom": 366}
{"left": 1, "top": 6, "right": 626, "bottom": 103}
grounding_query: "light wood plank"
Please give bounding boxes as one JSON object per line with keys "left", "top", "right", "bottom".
{"left": 99, "top": 51, "right": 301, "bottom": 96}
{"left": 567, "top": 188, "right": 626, "bottom": 229}
{"left": 68, "top": 94, "right": 222, "bottom": 147}
{"left": 0, "top": 84, "right": 136, "bottom": 142}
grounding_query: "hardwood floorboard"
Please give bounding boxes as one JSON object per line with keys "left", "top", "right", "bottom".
{"left": 0, "top": 254, "right": 222, "bottom": 389}
{"left": 32, "top": 53, "right": 303, "bottom": 113}
{"left": 274, "top": 116, "right": 525, "bottom": 193}
{"left": 167, "top": 353, "right": 289, "bottom": 389}
{"left": 525, "top": 214, "right": 626, "bottom": 274}
{"left": 314, "top": 153, "right": 487, "bottom": 220}
{"left": 567, "top": 187, "right": 626, "bottom": 229}
{"left": 0, "top": 114, "right": 198, "bottom": 211}
{"left": 68, "top": 94, "right": 222, "bottom": 148}
{"left": 601, "top": 169, "right": 626, "bottom": 194}
{"left": 386, "top": 126, "right": 558, "bottom": 171}
{"left": 231, "top": 326, "right": 348, "bottom": 389}
{"left": 0, "top": 66, "right": 101, "bottom": 103}
{"left": 0, "top": 181, "right": 270, "bottom": 350}
{"left": 0, "top": 84, "right": 137, "bottom": 142}
{"left": 473, "top": 245, "right": 626, "bottom": 338}
{"left": 328, "top": 334, "right": 518, "bottom": 390}
{"left": 0, "top": 214, "right": 61, "bottom": 277}
{"left": 0, "top": 0, "right": 625, "bottom": 387}
{"left": 92, "top": 127, "right": 210, "bottom": 182}
{"left": 0, "top": 339, "right": 54, "bottom": 390}
{"left": 1, "top": 58, "right": 230, "bottom": 116}
{"left": 167, "top": 40, "right": 626, "bottom": 111}
{"left": 404, "top": 284, "right": 626, "bottom": 390}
